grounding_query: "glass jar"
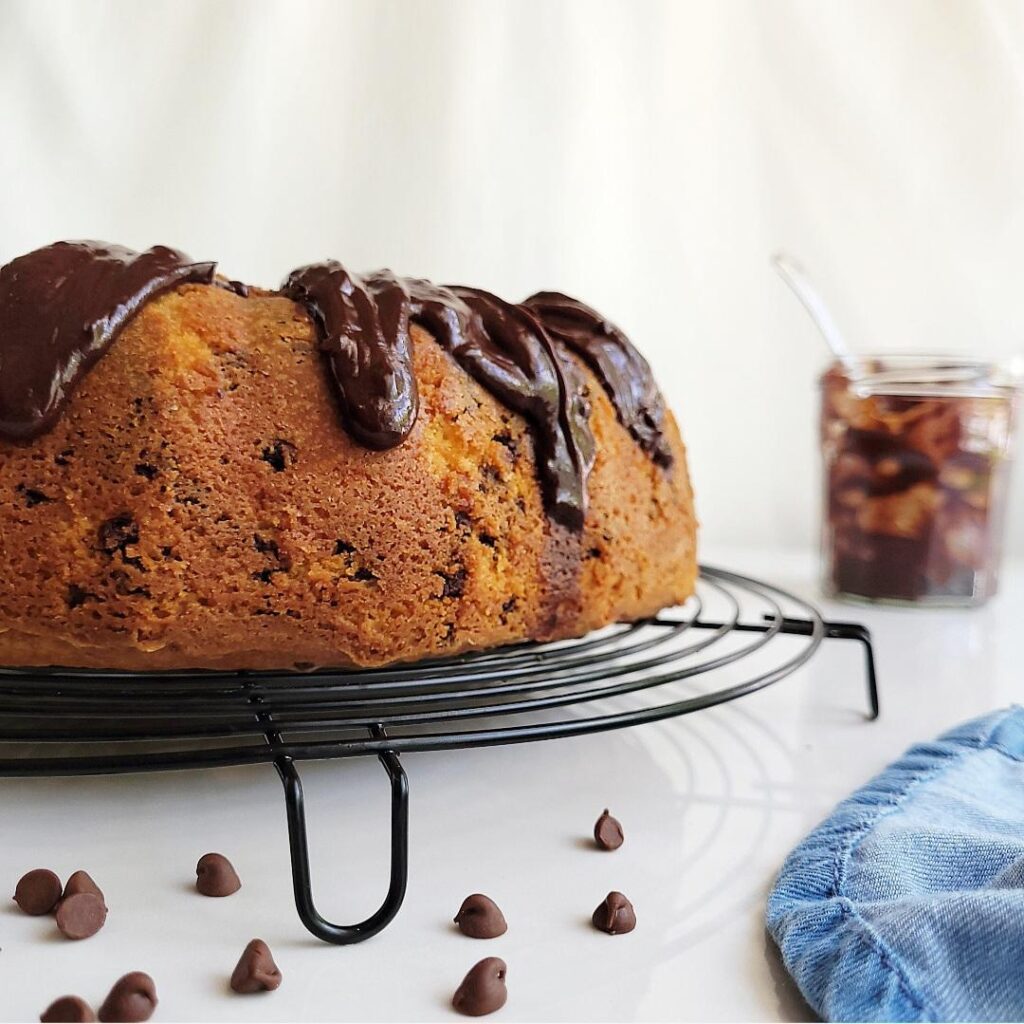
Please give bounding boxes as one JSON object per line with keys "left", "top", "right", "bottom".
{"left": 820, "top": 357, "right": 1019, "bottom": 606}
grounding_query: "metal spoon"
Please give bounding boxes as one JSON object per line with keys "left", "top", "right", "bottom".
{"left": 771, "top": 254, "right": 1023, "bottom": 394}
{"left": 771, "top": 252, "right": 854, "bottom": 367}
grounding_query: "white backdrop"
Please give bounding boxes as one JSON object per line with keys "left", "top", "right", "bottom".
{"left": 2, "top": 0, "right": 1023, "bottom": 555}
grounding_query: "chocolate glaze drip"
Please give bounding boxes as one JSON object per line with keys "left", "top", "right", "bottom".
{"left": 523, "top": 291, "right": 673, "bottom": 468}
{"left": 284, "top": 265, "right": 596, "bottom": 529}
{"left": 0, "top": 242, "right": 215, "bottom": 440}
{"left": 282, "top": 263, "right": 419, "bottom": 450}
{"left": 422, "top": 283, "right": 594, "bottom": 530}
{"left": 219, "top": 278, "right": 250, "bottom": 298}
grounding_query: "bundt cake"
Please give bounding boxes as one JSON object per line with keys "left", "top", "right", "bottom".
{"left": 0, "top": 241, "right": 696, "bottom": 670}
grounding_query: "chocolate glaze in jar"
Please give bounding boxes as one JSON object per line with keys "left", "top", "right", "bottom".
{"left": 821, "top": 357, "right": 1019, "bottom": 606}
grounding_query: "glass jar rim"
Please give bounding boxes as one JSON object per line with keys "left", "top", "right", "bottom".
{"left": 820, "top": 354, "right": 1023, "bottom": 399}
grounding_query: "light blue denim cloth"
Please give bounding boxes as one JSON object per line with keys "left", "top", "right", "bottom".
{"left": 767, "top": 706, "right": 1024, "bottom": 1023}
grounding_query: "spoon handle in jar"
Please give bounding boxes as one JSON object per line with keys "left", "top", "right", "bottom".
{"left": 771, "top": 252, "right": 855, "bottom": 367}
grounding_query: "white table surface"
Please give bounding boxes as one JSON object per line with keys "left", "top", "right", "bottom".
{"left": 2, "top": 544, "right": 1022, "bottom": 1023}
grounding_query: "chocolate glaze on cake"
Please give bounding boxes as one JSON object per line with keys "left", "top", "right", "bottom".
{"left": 0, "top": 242, "right": 670, "bottom": 533}
{"left": 436, "top": 285, "right": 595, "bottom": 531}
{"left": 282, "top": 266, "right": 597, "bottom": 529}
{"left": 281, "top": 264, "right": 419, "bottom": 451}
{"left": 523, "top": 291, "right": 673, "bottom": 469}
{"left": 0, "top": 242, "right": 215, "bottom": 440}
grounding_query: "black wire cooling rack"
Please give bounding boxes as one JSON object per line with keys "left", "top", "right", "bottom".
{"left": 0, "top": 564, "right": 878, "bottom": 944}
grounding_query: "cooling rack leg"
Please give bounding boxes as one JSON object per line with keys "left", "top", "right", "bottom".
{"left": 725, "top": 613, "right": 880, "bottom": 721}
{"left": 822, "top": 622, "right": 880, "bottom": 721}
{"left": 273, "top": 743, "right": 409, "bottom": 944}
{"left": 763, "top": 616, "right": 880, "bottom": 720}
{"left": 689, "top": 611, "right": 882, "bottom": 722}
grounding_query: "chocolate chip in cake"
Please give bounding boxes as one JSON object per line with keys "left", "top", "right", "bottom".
{"left": 452, "top": 957, "right": 508, "bottom": 1017}
{"left": 260, "top": 439, "right": 296, "bottom": 472}
{"left": 17, "top": 484, "right": 52, "bottom": 507}
{"left": 66, "top": 584, "right": 98, "bottom": 609}
{"left": 98, "top": 515, "right": 138, "bottom": 556}
{"left": 436, "top": 566, "right": 467, "bottom": 599}
{"left": 14, "top": 868, "right": 62, "bottom": 915}
{"left": 253, "top": 534, "right": 291, "bottom": 573}
{"left": 591, "top": 891, "right": 636, "bottom": 934}
{"left": 593, "top": 809, "right": 624, "bottom": 851}
{"left": 56, "top": 892, "right": 107, "bottom": 940}
{"left": 97, "top": 972, "right": 157, "bottom": 1023}
{"left": 195, "top": 852, "right": 241, "bottom": 896}
{"left": 454, "top": 894, "right": 507, "bottom": 939}
{"left": 253, "top": 534, "right": 278, "bottom": 555}
{"left": 230, "top": 938, "right": 282, "bottom": 993}
{"left": 40, "top": 995, "right": 95, "bottom": 1023}
{"left": 491, "top": 431, "right": 518, "bottom": 456}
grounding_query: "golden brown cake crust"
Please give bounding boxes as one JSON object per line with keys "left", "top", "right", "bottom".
{"left": 0, "top": 284, "right": 696, "bottom": 670}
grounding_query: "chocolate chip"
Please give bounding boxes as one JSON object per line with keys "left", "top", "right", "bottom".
{"left": 14, "top": 868, "right": 62, "bottom": 915}
{"left": 40, "top": 995, "right": 95, "bottom": 1022}
{"left": 253, "top": 535, "right": 291, "bottom": 576}
{"left": 491, "top": 431, "right": 518, "bottom": 455}
{"left": 591, "top": 891, "right": 636, "bottom": 934}
{"left": 97, "top": 972, "right": 157, "bottom": 1023}
{"left": 436, "top": 566, "right": 467, "bottom": 599}
{"left": 98, "top": 516, "right": 138, "bottom": 555}
{"left": 260, "top": 439, "right": 296, "bottom": 472}
{"left": 333, "top": 539, "right": 356, "bottom": 555}
{"left": 230, "top": 938, "right": 282, "bottom": 993}
{"left": 62, "top": 870, "right": 104, "bottom": 904}
{"left": 593, "top": 809, "right": 624, "bottom": 851}
{"left": 253, "top": 534, "right": 278, "bottom": 555}
{"left": 66, "top": 584, "right": 98, "bottom": 609}
{"left": 452, "top": 957, "right": 508, "bottom": 1017}
{"left": 195, "top": 852, "right": 240, "bottom": 896}
{"left": 454, "top": 894, "right": 507, "bottom": 939}
{"left": 56, "top": 892, "right": 107, "bottom": 940}
{"left": 18, "top": 485, "right": 52, "bottom": 507}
